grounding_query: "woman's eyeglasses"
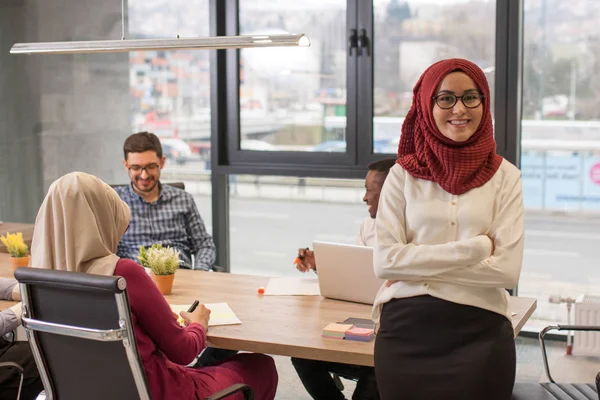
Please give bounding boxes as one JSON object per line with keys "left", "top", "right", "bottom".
{"left": 432, "top": 92, "right": 484, "bottom": 109}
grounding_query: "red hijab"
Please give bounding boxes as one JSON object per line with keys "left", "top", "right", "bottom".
{"left": 397, "top": 58, "right": 503, "bottom": 195}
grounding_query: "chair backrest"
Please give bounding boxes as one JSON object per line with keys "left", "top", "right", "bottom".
{"left": 110, "top": 182, "right": 186, "bottom": 191}
{"left": 14, "top": 267, "right": 151, "bottom": 400}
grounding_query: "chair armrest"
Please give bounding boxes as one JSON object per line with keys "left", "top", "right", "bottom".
{"left": 0, "top": 361, "right": 24, "bottom": 373}
{"left": 203, "top": 383, "right": 254, "bottom": 400}
{"left": 540, "top": 324, "right": 600, "bottom": 383}
{"left": 0, "top": 361, "right": 24, "bottom": 399}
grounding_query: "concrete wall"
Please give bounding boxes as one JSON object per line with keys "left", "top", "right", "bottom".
{"left": 0, "top": 0, "right": 130, "bottom": 222}
{"left": 0, "top": 1, "right": 44, "bottom": 222}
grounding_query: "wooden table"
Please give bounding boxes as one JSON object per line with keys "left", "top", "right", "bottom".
{"left": 0, "top": 223, "right": 34, "bottom": 253}
{"left": 0, "top": 253, "right": 537, "bottom": 366}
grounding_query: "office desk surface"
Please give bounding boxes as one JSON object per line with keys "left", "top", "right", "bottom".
{"left": 0, "top": 253, "right": 537, "bottom": 366}
{"left": 0, "top": 223, "right": 34, "bottom": 253}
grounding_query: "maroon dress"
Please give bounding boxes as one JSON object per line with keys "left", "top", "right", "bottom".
{"left": 114, "top": 259, "right": 278, "bottom": 400}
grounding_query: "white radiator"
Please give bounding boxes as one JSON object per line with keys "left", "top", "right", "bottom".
{"left": 573, "top": 295, "right": 600, "bottom": 357}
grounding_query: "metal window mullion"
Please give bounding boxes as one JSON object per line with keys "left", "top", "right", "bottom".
{"left": 346, "top": 0, "right": 360, "bottom": 166}
{"left": 494, "top": 0, "right": 524, "bottom": 167}
{"left": 495, "top": 0, "right": 524, "bottom": 297}
{"left": 356, "top": 0, "right": 375, "bottom": 167}
{"left": 210, "top": 0, "right": 233, "bottom": 272}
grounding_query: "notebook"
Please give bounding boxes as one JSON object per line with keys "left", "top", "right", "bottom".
{"left": 170, "top": 303, "right": 241, "bottom": 327}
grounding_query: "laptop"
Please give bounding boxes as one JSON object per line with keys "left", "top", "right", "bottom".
{"left": 313, "top": 241, "right": 385, "bottom": 305}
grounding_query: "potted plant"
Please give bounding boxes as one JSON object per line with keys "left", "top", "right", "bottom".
{"left": 0, "top": 232, "right": 30, "bottom": 271}
{"left": 138, "top": 244, "right": 181, "bottom": 295}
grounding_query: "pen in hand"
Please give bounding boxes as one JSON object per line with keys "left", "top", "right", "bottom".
{"left": 187, "top": 300, "right": 200, "bottom": 313}
{"left": 294, "top": 247, "right": 310, "bottom": 265}
{"left": 182, "top": 300, "right": 210, "bottom": 330}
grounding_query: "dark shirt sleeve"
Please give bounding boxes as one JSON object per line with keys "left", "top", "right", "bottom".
{"left": 116, "top": 259, "right": 206, "bottom": 365}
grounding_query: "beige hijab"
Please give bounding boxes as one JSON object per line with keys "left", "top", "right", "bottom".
{"left": 31, "top": 172, "right": 131, "bottom": 276}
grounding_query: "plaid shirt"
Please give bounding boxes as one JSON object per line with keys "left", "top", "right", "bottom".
{"left": 115, "top": 183, "right": 216, "bottom": 270}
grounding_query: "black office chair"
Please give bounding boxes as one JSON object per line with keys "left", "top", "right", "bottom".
{"left": 14, "top": 267, "right": 252, "bottom": 400}
{"left": 512, "top": 325, "right": 600, "bottom": 400}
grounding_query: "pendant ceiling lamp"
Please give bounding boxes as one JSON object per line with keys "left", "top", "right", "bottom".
{"left": 11, "top": 34, "right": 310, "bottom": 55}
{"left": 11, "top": 2, "right": 309, "bottom": 55}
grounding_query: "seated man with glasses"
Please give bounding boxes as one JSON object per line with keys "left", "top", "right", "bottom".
{"left": 116, "top": 132, "right": 238, "bottom": 368}
{"left": 115, "top": 131, "right": 216, "bottom": 271}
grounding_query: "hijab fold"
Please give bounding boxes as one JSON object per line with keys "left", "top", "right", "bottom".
{"left": 397, "top": 58, "right": 503, "bottom": 195}
{"left": 31, "top": 172, "right": 131, "bottom": 276}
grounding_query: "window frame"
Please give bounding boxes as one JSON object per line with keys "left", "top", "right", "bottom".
{"left": 209, "top": 0, "right": 524, "bottom": 272}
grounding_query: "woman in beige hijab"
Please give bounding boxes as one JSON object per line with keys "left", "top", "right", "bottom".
{"left": 31, "top": 172, "right": 278, "bottom": 400}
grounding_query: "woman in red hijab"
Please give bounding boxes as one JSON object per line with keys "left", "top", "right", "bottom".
{"left": 373, "top": 58, "right": 524, "bottom": 400}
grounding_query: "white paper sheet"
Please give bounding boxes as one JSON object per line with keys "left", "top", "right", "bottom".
{"left": 171, "top": 303, "right": 242, "bottom": 326}
{"left": 264, "top": 277, "right": 321, "bottom": 296}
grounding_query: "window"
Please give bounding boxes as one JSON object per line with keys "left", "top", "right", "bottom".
{"left": 520, "top": 0, "right": 600, "bottom": 329}
{"left": 238, "top": 1, "right": 347, "bottom": 153}
{"left": 228, "top": 175, "right": 367, "bottom": 276}
{"left": 128, "top": 0, "right": 214, "bottom": 265}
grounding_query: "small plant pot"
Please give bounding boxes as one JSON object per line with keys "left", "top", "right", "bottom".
{"left": 10, "top": 255, "right": 30, "bottom": 271}
{"left": 151, "top": 272, "right": 175, "bottom": 295}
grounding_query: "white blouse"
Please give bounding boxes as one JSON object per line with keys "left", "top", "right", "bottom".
{"left": 373, "top": 160, "right": 524, "bottom": 323}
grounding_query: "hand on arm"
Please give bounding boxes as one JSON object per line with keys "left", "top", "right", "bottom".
{"left": 385, "top": 235, "right": 496, "bottom": 287}
{"left": 420, "top": 177, "right": 524, "bottom": 289}
{"left": 374, "top": 169, "right": 493, "bottom": 281}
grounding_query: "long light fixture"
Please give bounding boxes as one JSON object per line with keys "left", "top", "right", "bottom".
{"left": 10, "top": 34, "right": 311, "bottom": 55}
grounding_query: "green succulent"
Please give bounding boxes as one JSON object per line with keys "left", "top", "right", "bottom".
{"left": 137, "top": 244, "right": 181, "bottom": 276}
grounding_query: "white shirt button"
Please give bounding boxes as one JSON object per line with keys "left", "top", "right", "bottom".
{"left": 451, "top": 221, "right": 456, "bottom": 226}
{"left": 452, "top": 201, "right": 457, "bottom": 205}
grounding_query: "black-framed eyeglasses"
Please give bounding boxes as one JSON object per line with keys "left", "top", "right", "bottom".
{"left": 432, "top": 92, "right": 484, "bottom": 109}
{"left": 128, "top": 163, "right": 160, "bottom": 174}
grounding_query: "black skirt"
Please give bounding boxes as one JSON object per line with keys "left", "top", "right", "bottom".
{"left": 374, "top": 295, "right": 515, "bottom": 400}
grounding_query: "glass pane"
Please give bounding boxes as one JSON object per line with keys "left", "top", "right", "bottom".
{"left": 520, "top": 0, "right": 600, "bottom": 331}
{"left": 373, "top": 0, "right": 496, "bottom": 153}
{"left": 239, "top": 1, "right": 347, "bottom": 152}
{"left": 128, "top": 0, "right": 213, "bottom": 231}
{"left": 0, "top": 1, "right": 145, "bottom": 222}
{"left": 229, "top": 175, "right": 366, "bottom": 275}
{"left": 0, "top": 2, "right": 213, "bottom": 222}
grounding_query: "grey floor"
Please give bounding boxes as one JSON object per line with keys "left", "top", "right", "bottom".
{"left": 273, "top": 337, "right": 600, "bottom": 400}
